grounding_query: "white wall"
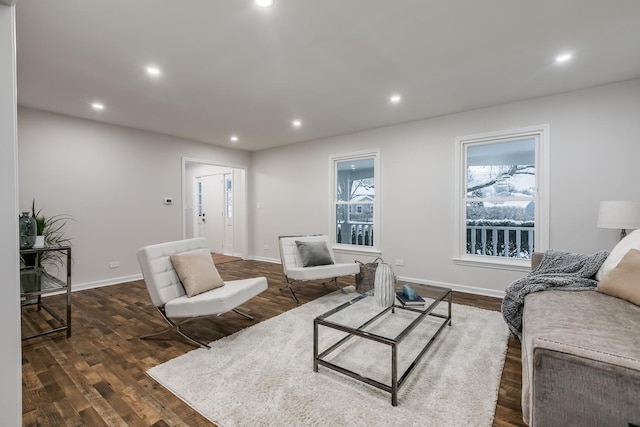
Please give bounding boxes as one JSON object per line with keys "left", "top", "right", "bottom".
{"left": 250, "top": 78, "right": 640, "bottom": 296}
{"left": 0, "top": 2, "right": 22, "bottom": 425}
{"left": 18, "top": 108, "right": 251, "bottom": 289}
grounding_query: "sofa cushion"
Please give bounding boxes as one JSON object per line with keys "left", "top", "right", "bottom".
{"left": 295, "top": 240, "right": 334, "bottom": 267}
{"left": 285, "top": 263, "right": 359, "bottom": 281}
{"left": 165, "top": 277, "right": 267, "bottom": 318}
{"left": 596, "top": 228, "right": 640, "bottom": 280}
{"left": 170, "top": 253, "right": 224, "bottom": 297}
{"left": 596, "top": 248, "right": 640, "bottom": 305}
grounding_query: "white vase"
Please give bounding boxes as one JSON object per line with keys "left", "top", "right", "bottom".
{"left": 374, "top": 262, "right": 395, "bottom": 307}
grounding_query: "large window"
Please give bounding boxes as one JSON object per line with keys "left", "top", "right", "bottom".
{"left": 331, "top": 151, "right": 379, "bottom": 250}
{"left": 456, "top": 126, "right": 548, "bottom": 267}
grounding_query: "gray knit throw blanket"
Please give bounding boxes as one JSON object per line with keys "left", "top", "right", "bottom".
{"left": 501, "top": 249, "right": 609, "bottom": 340}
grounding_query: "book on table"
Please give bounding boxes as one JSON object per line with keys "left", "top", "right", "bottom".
{"left": 395, "top": 291, "right": 425, "bottom": 306}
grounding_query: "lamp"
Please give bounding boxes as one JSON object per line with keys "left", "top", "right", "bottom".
{"left": 597, "top": 200, "right": 640, "bottom": 240}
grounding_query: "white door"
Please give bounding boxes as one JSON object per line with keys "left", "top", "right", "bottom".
{"left": 200, "top": 175, "right": 225, "bottom": 254}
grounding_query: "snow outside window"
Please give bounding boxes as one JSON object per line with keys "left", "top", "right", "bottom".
{"left": 455, "top": 126, "right": 549, "bottom": 269}
{"left": 331, "top": 151, "right": 379, "bottom": 250}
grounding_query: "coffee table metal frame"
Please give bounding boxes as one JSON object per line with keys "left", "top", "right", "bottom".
{"left": 313, "top": 285, "right": 452, "bottom": 406}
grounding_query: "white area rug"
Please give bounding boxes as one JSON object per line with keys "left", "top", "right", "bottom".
{"left": 147, "top": 288, "right": 510, "bottom": 427}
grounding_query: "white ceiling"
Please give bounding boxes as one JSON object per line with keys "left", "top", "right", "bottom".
{"left": 15, "top": 0, "right": 640, "bottom": 152}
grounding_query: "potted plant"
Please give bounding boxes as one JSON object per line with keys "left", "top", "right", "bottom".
{"left": 20, "top": 200, "right": 73, "bottom": 291}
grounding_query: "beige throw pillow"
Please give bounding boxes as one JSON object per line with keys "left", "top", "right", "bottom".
{"left": 596, "top": 228, "right": 640, "bottom": 280}
{"left": 170, "top": 253, "right": 224, "bottom": 297}
{"left": 596, "top": 248, "right": 640, "bottom": 306}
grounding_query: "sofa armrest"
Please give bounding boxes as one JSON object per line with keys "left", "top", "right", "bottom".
{"left": 522, "top": 290, "right": 640, "bottom": 426}
{"left": 530, "top": 343, "right": 640, "bottom": 427}
{"left": 531, "top": 252, "right": 544, "bottom": 270}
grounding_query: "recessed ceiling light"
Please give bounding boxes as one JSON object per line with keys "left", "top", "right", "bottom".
{"left": 91, "top": 102, "right": 105, "bottom": 111}
{"left": 390, "top": 94, "right": 402, "bottom": 104}
{"left": 230, "top": 135, "right": 239, "bottom": 142}
{"left": 292, "top": 120, "right": 302, "bottom": 128}
{"left": 555, "top": 53, "right": 572, "bottom": 63}
{"left": 255, "top": 0, "right": 274, "bottom": 7}
{"left": 146, "top": 65, "right": 161, "bottom": 76}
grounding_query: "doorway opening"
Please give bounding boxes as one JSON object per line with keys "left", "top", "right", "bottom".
{"left": 182, "top": 158, "right": 247, "bottom": 258}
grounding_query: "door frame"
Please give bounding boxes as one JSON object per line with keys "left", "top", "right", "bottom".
{"left": 181, "top": 157, "right": 248, "bottom": 259}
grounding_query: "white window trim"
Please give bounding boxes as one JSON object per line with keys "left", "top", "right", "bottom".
{"left": 329, "top": 149, "right": 381, "bottom": 254}
{"left": 453, "top": 125, "right": 550, "bottom": 270}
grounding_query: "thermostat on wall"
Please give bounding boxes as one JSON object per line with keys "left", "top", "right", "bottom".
{"left": 163, "top": 197, "right": 173, "bottom": 205}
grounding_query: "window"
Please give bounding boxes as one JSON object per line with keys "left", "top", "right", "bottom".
{"left": 197, "top": 179, "right": 203, "bottom": 216}
{"left": 331, "top": 151, "right": 379, "bottom": 250}
{"left": 225, "top": 174, "right": 233, "bottom": 218}
{"left": 455, "top": 126, "right": 549, "bottom": 267}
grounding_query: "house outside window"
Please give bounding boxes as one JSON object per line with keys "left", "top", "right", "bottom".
{"left": 331, "top": 150, "right": 379, "bottom": 250}
{"left": 455, "top": 126, "right": 549, "bottom": 268}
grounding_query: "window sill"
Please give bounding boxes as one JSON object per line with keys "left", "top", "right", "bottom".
{"left": 453, "top": 255, "right": 531, "bottom": 272}
{"left": 333, "top": 245, "right": 382, "bottom": 257}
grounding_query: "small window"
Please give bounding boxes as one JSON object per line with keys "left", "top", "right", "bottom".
{"left": 225, "top": 174, "right": 233, "bottom": 218}
{"left": 331, "top": 151, "right": 379, "bottom": 249}
{"left": 197, "top": 180, "right": 203, "bottom": 216}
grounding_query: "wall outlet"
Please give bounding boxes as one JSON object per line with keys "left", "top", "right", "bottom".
{"left": 395, "top": 259, "right": 405, "bottom": 266}
{"left": 163, "top": 197, "right": 173, "bottom": 205}
{"left": 109, "top": 261, "right": 120, "bottom": 269}
{"left": 264, "top": 244, "right": 269, "bottom": 250}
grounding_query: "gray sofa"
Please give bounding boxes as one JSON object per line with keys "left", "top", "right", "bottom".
{"left": 521, "top": 252, "right": 640, "bottom": 426}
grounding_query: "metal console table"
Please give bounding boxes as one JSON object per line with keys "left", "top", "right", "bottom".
{"left": 20, "top": 245, "right": 72, "bottom": 340}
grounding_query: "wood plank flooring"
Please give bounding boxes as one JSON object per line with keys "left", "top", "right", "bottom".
{"left": 21, "top": 259, "right": 526, "bottom": 426}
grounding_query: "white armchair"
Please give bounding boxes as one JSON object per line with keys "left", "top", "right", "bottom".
{"left": 137, "top": 237, "right": 267, "bottom": 348}
{"left": 278, "top": 235, "right": 359, "bottom": 303}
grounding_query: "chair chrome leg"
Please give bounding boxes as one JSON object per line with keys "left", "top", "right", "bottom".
{"left": 281, "top": 279, "right": 300, "bottom": 304}
{"left": 285, "top": 285, "right": 300, "bottom": 304}
{"left": 176, "top": 326, "right": 211, "bottom": 349}
{"left": 138, "top": 307, "right": 211, "bottom": 349}
{"left": 332, "top": 277, "right": 347, "bottom": 294}
{"left": 138, "top": 328, "right": 174, "bottom": 340}
{"left": 139, "top": 325, "right": 210, "bottom": 349}
{"left": 232, "top": 308, "right": 254, "bottom": 320}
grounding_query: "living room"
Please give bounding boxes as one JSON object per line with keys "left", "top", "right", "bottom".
{"left": 2, "top": 1, "right": 640, "bottom": 425}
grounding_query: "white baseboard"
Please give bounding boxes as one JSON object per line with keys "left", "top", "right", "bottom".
{"left": 72, "top": 274, "right": 143, "bottom": 293}
{"left": 39, "top": 273, "right": 143, "bottom": 297}
{"left": 395, "top": 275, "right": 505, "bottom": 299}
{"left": 43, "top": 262, "right": 504, "bottom": 299}
{"left": 248, "top": 255, "right": 281, "bottom": 264}
{"left": 247, "top": 257, "right": 505, "bottom": 298}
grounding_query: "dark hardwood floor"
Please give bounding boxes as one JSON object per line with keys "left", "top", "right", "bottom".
{"left": 21, "top": 258, "right": 526, "bottom": 426}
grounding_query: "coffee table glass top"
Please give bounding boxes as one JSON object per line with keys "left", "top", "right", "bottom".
{"left": 316, "top": 283, "right": 451, "bottom": 341}
{"left": 313, "top": 283, "right": 452, "bottom": 406}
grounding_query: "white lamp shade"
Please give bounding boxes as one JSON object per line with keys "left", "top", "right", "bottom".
{"left": 597, "top": 201, "right": 640, "bottom": 230}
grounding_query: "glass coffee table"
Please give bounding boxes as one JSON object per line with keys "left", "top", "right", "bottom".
{"left": 313, "top": 284, "right": 452, "bottom": 406}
